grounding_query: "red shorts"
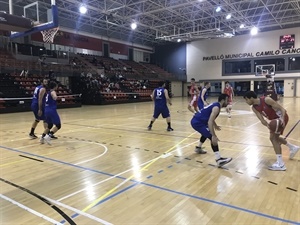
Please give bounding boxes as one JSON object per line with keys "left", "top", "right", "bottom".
{"left": 189, "top": 95, "right": 198, "bottom": 108}
{"left": 270, "top": 114, "right": 289, "bottom": 135}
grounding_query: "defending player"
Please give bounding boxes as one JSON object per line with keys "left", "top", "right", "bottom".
{"left": 191, "top": 94, "right": 232, "bottom": 167}
{"left": 197, "top": 82, "right": 211, "bottom": 110}
{"left": 187, "top": 78, "right": 200, "bottom": 114}
{"left": 147, "top": 81, "right": 173, "bottom": 131}
{"left": 29, "top": 78, "right": 48, "bottom": 138}
{"left": 40, "top": 81, "right": 62, "bottom": 144}
{"left": 243, "top": 91, "right": 299, "bottom": 171}
{"left": 223, "top": 81, "right": 234, "bottom": 118}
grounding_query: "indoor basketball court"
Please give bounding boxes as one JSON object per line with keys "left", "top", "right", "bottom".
{"left": 0, "top": 0, "right": 300, "bottom": 224}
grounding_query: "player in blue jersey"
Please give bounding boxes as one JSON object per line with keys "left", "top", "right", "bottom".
{"left": 197, "top": 81, "right": 211, "bottom": 110}
{"left": 29, "top": 78, "right": 48, "bottom": 139}
{"left": 191, "top": 93, "right": 232, "bottom": 167}
{"left": 147, "top": 81, "right": 173, "bottom": 131}
{"left": 40, "top": 81, "right": 61, "bottom": 144}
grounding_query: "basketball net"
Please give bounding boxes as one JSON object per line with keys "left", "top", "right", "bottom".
{"left": 40, "top": 27, "right": 59, "bottom": 43}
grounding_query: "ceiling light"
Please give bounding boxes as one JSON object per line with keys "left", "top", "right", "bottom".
{"left": 79, "top": 5, "right": 87, "bottom": 14}
{"left": 250, "top": 27, "right": 258, "bottom": 35}
{"left": 216, "top": 6, "right": 221, "bottom": 12}
{"left": 226, "top": 14, "right": 231, "bottom": 19}
{"left": 177, "top": 39, "right": 181, "bottom": 42}
{"left": 131, "top": 22, "right": 137, "bottom": 30}
{"left": 239, "top": 24, "right": 245, "bottom": 28}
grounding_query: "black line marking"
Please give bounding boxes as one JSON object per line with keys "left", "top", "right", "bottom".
{"left": 88, "top": 140, "right": 92, "bottom": 142}
{"left": 158, "top": 170, "right": 163, "bottom": 173}
{"left": 135, "top": 147, "right": 140, "bottom": 149}
{"left": 0, "top": 178, "right": 76, "bottom": 225}
{"left": 174, "top": 155, "right": 179, "bottom": 158}
{"left": 19, "top": 155, "right": 43, "bottom": 163}
{"left": 144, "top": 149, "right": 150, "bottom": 151}
{"left": 268, "top": 181, "right": 278, "bottom": 185}
{"left": 154, "top": 151, "right": 159, "bottom": 153}
{"left": 221, "top": 167, "right": 229, "bottom": 170}
{"left": 252, "top": 176, "right": 260, "bottom": 179}
{"left": 102, "top": 142, "right": 106, "bottom": 144}
{"left": 235, "top": 171, "right": 243, "bottom": 174}
{"left": 208, "top": 164, "right": 216, "bottom": 167}
{"left": 286, "top": 187, "right": 297, "bottom": 192}
{"left": 110, "top": 143, "right": 114, "bottom": 145}
{"left": 126, "top": 146, "right": 130, "bottom": 148}
{"left": 118, "top": 145, "right": 122, "bottom": 147}
{"left": 196, "top": 160, "right": 203, "bottom": 163}
{"left": 80, "top": 139, "right": 85, "bottom": 141}
{"left": 184, "top": 158, "right": 191, "bottom": 160}
{"left": 75, "top": 138, "right": 79, "bottom": 140}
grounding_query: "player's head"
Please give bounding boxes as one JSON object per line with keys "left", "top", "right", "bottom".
{"left": 243, "top": 91, "right": 257, "bottom": 105}
{"left": 49, "top": 81, "right": 58, "bottom": 90}
{"left": 191, "top": 78, "right": 195, "bottom": 85}
{"left": 225, "top": 81, "right": 230, "bottom": 87}
{"left": 158, "top": 81, "right": 165, "bottom": 87}
{"left": 218, "top": 93, "right": 229, "bottom": 107}
{"left": 42, "top": 78, "right": 48, "bottom": 87}
{"left": 204, "top": 81, "right": 211, "bottom": 88}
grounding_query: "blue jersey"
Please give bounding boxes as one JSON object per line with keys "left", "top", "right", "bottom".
{"left": 198, "top": 87, "right": 208, "bottom": 105}
{"left": 32, "top": 85, "right": 46, "bottom": 106}
{"left": 45, "top": 90, "right": 57, "bottom": 109}
{"left": 192, "top": 102, "right": 221, "bottom": 125}
{"left": 153, "top": 87, "right": 167, "bottom": 107}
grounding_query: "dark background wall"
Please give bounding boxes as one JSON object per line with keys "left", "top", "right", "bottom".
{"left": 151, "top": 42, "right": 186, "bottom": 80}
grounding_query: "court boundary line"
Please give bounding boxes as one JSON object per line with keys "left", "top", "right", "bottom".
{"left": 1, "top": 194, "right": 63, "bottom": 225}
{"left": 1, "top": 145, "right": 299, "bottom": 225}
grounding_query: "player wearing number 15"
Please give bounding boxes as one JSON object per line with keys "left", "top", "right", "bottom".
{"left": 147, "top": 81, "right": 173, "bottom": 131}
{"left": 40, "top": 81, "right": 61, "bottom": 144}
{"left": 243, "top": 91, "right": 299, "bottom": 171}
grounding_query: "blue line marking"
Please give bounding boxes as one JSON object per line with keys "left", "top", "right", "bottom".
{"left": 1, "top": 145, "right": 299, "bottom": 225}
{"left": 60, "top": 183, "right": 138, "bottom": 224}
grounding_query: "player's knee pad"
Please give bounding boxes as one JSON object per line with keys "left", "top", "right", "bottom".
{"left": 56, "top": 124, "right": 61, "bottom": 130}
{"left": 48, "top": 123, "right": 54, "bottom": 129}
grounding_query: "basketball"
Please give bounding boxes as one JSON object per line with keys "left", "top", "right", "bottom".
{"left": 268, "top": 119, "right": 284, "bottom": 133}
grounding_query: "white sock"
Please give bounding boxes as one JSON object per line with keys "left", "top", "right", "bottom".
{"left": 276, "top": 154, "right": 284, "bottom": 165}
{"left": 198, "top": 142, "right": 203, "bottom": 148}
{"left": 215, "top": 151, "right": 221, "bottom": 160}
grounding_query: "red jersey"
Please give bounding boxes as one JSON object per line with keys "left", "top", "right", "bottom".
{"left": 253, "top": 96, "right": 283, "bottom": 120}
{"left": 223, "top": 87, "right": 233, "bottom": 102}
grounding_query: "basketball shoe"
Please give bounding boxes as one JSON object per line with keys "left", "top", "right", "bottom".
{"left": 195, "top": 146, "right": 207, "bottom": 154}
{"left": 289, "top": 145, "right": 300, "bottom": 159}
{"left": 268, "top": 161, "right": 286, "bottom": 171}
{"left": 48, "top": 132, "right": 58, "bottom": 139}
{"left": 29, "top": 133, "right": 38, "bottom": 139}
{"left": 216, "top": 157, "right": 232, "bottom": 167}
{"left": 167, "top": 127, "right": 174, "bottom": 131}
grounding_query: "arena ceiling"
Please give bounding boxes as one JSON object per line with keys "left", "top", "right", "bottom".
{"left": 1, "top": 0, "right": 300, "bottom": 46}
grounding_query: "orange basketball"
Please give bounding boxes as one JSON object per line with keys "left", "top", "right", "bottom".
{"left": 268, "top": 119, "right": 284, "bottom": 134}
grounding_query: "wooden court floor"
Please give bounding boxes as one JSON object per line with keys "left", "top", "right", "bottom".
{"left": 0, "top": 96, "right": 299, "bottom": 225}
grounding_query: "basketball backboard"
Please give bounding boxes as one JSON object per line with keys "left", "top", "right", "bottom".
{"left": 10, "top": 0, "right": 58, "bottom": 39}
{"left": 255, "top": 64, "right": 276, "bottom": 76}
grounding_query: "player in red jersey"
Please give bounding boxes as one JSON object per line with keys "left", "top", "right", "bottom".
{"left": 244, "top": 91, "right": 299, "bottom": 171}
{"left": 187, "top": 78, "right": 200, "bottom": 114}
{"left": 223, "top": 81, "right": 234, "bottom": 118}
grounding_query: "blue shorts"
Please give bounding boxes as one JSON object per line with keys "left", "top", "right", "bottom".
{"left": 31, "top": 103, "right": 45, "bottom": 121}
{"left": 153, "top": 106, "right": 170, "bottom": 119}
{"left": 45, "top": 108, "right": 61, "bottom": 125}
{"left": 191, "top": 119, "right": 212, "bottom": 139}
{"left": 198, "top": 101, "right": 204, "bottom": 110}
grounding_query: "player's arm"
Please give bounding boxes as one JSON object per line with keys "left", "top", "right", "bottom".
{"left": 252, "top": 106, "right": 268, "bottom": 127}
{"left": 265, "top": 96, "right": 286, "bottom": 125}
{"left": 51, "top": 90, "right": 58, "bottom": 101}
{"left": 164, "top": 89, "right": 172, "bottom": 105}
{"left": 194, "top": 86, "right": 200, "bottom": 95}
{"left": 38, "top": 87, "right": 46, "bottom": 111}
{"left": 150, "top": 90, "right": 155, "bottom": 101}
{"left": 208, "top": 107, "right": 220, "bottom": 145}
{"left": 201, "top": 89, "right": 208, "bottom": 105}
{"left": 231, "top": 87, "right": 234, "bottom": 98}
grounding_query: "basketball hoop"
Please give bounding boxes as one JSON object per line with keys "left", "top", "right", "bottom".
{"left": 40, "top": 27, "right": 59, "bottom": 43}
